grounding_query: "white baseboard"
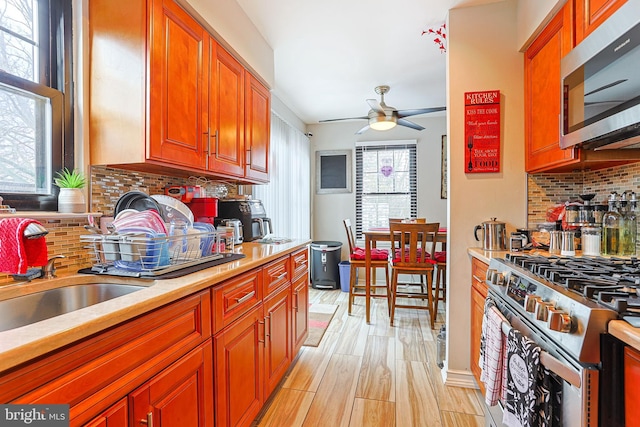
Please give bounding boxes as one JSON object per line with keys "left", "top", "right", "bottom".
{"left": 441, "top": 367, "right": 479, "bottom": 389}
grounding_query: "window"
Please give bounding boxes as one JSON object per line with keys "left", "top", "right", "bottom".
{"left": 0, "top": 0, "right": 73, "bottom": 210}
{"left": 355, "top": 140, "right": 417, "bottom": 239}
{"left": 253, "top": 113, "right": 311, "bottom": 239}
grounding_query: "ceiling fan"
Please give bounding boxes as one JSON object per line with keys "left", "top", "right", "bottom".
{"left": 320, "top": 85, "right": 446, "bottom": 134}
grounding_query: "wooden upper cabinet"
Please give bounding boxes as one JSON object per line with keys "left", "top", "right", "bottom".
{"left": 90, "top": 0, "right": 271, "bottom": 182}
{"left": 148, "top": 0, "right": 208, "bottom": 169}
{"left": 245, "top": 74, "right": 271, "bottom": 182}
{"left": 575, "top": 0, "right": 627, "bottom": 43}
{"left": 525, "top": 2, "right": 579, "bottom": 173}
{"left": 207, "top": 43, "right": 245, "bottom": 178}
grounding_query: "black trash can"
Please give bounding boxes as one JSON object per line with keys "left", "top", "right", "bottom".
{"left": 310, "top": 241, "right": 342, "bottom": 289}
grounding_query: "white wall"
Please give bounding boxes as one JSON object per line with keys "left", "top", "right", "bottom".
{"left": 516, "top": 0, "right": 565, "bottom": 50}
{"left": 307, "top": 115, "right": 447, "bottom": 259}
{"left": 180, "top": 0, "right": 275, "bottom": 87}
{"left": 445, "top": 0, "right": 526, "bottom": 386}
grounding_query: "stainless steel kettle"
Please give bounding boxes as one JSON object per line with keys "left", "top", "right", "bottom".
{"left": 474, "top": 218, "right": 507, "bottom": 251}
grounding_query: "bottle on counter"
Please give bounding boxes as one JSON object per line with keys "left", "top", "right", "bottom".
{"left": 620, "top": 191, "right": 637, "bottom": 256}
{"left": 582, "top": 226, "right": 601, "bottom": 256}
{"left": 602, "top": 191, "right": 621, "bottom": 256}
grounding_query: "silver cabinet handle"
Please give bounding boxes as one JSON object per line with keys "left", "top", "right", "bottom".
{"left": 236, "top": 291, "right": 255, "bottom": 304}
{"left": 140, "top": 412, "right": 153, "bottom": 427}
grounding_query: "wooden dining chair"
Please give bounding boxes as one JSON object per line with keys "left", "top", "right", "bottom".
{"left": 389, "top": 217, "right": 428, "bottom": 294}
{"left": 343, "top": 219, "right": 390, "bottom": 317}
{"left": 388, "top": 221, "right": 440, "bottom": 327}
{"left": 432, "top": 239, "right": 447, "bottom": 321}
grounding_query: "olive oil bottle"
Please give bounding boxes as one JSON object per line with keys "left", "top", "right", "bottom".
{"left": 602, "top": 192, "right": 621, "bottom": 256}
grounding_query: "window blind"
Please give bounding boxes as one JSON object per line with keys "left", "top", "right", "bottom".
{"left": 355, "top": 142, "right": 417, "bottom": 239}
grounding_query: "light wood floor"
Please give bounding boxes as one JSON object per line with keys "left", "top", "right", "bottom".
{"left": 254, "top": 285, "right": 486, "bottom": 427}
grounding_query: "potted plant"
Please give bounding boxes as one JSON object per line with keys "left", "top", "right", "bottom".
{"left": 54, "top": 168, "right": 87, "bottom": 213}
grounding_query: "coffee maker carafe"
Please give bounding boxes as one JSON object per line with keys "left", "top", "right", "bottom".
{"left": 217, "top": 199, "right": 273, "bottom": 241}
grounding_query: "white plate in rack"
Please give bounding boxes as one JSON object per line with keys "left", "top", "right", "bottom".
{"left": 151, "top": 194, "right": 194, "bottom": 226}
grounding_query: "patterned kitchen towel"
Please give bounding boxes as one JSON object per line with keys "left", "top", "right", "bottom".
{"left": 502, "top": 328, "right": 541, "bottom": 427}
{"left": 0, "top": 218, "right": 49, "bottom": 275}
{"left": 480, "top": 306, "right": 508, "bottom": 406}
{"left": 478, "top": 297, "right": 496, "bottom": 371}
{"left": 536, "top": 366, "right": 563, "bottom": 427}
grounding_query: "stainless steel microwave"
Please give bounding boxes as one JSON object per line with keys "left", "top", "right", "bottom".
{"left": 560, "top": 0, "right": 640, "bottom": 150}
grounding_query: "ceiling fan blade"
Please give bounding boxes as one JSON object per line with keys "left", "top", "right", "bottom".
{"left": 319, "top": 116, "right": 368, "bottom": 123}
{"left": 355, "top": 124, "right": 370, "bottom": 135}
{"left": 397, "top": 118, "right": 425, "bottom": 131}
{"left": 367, "top": 99, "right": 384, "bottom": 114}
{"left": 397, "top": 106, "right": 446, "bottom": 118}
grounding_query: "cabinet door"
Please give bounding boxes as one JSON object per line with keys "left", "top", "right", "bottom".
{"left": 84, "top": 398, "right": 128, "bottom": 427}
{"left": 576, "top": 0, "right": 627, "bottom": 43}
{"left": 149, "top": 0, "right": 208, "bottom": 169}
{"left": 129, "top": 340, "right": 214, "bottom": 427}
{"left": 264, "top": 284, "right": 292, "bottom": 397}
{"left": 207, "top": 43, "right": 245, "bottom": 177}
{"left": 214, "top": 304, "right": 264, "bottom": 427}
{"left": 244, "top": 73, "right": 271, "bottom": 182}
{"left": 470, "top": 258, "right": 488, "bottom": 395}
{"left": 292, "top": 273, "right": 309, "bottom": 355}
{"left": 625, "top": 346, "right": 640, "bottom": 427}
{"left": 525, "top": 2, "right": 580, "bottom": 173}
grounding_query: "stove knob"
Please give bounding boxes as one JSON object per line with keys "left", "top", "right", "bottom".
{"left": 524, "top": 295, "right": 542, "bottom": 313}
{"left": 548, "top": 309, "right": 573, "bottom": 333}
{"left": 535, "top": 301, "right": 554, "bottom": 321}
{"left": 485, "top": 268, "right": 496, "bottom": 283}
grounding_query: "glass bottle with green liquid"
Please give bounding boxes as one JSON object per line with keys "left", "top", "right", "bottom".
{"left": 602, "top": 191, "right": 621, "bottom": 256}
{"left": 620, "top": 191, "right": 637, "bottom": 256}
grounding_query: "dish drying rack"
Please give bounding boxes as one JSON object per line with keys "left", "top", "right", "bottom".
{"left": 81, "top": 230, "right": 224, "bottom": 277}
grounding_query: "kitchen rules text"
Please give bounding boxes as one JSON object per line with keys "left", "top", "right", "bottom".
{"left": 464, "top": 90, "right": 500, "bottom": 173}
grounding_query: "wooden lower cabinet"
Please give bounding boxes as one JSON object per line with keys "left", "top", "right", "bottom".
{"left": 213, "top": 303, "right": 264, "bottom": 427}
{"left": 86, "top": 340, "right": 213, "bottom": 427}
{"left": 625, "top": 346, "right": 640, "bottom": 427}
{"left": 130, "top": 340, "right": 213, "bottom": 427}
{"left": 84, "top": 398, "right": 128, "bottom": 427}
{"left": 292, "top": 272, "right": 309, "bottom": 355}
{"left": 0, "top": 249, "right": 310, "bottom": 427}
{"left": 263, "top": 284, "right": 293, "bottom": 397}
{"left": 470, "top": 257, "right": 488, "bottom": 395}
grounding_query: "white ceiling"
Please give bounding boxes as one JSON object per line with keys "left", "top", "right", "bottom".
{"left": 235, "top": 0, "right": 502, "bottom": 125}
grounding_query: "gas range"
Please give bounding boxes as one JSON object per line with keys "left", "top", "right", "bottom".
{"left": 486, "top": 253, "right": 620, "bottom": 364}
{"left": 503, "top": 253, "right": 640, "bottom": 313}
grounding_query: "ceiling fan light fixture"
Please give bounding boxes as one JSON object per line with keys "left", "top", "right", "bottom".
{"left": 369, "top": 115, "right": 397, "bottom": 131}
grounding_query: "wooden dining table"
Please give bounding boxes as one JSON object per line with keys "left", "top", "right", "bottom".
{"left": 362, "top": 227, "right": 447, "bottom": 323}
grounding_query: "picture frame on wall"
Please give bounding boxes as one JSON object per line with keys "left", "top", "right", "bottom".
{"left": 316, "top": 150, "right": 352, "bottom": 194}
{"left": 441, "top": 135, "right": 447, "bottom": 199}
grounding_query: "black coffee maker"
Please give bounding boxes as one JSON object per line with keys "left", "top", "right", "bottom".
{"left": 216, "top": 199, "right": 272, "bottom": 241}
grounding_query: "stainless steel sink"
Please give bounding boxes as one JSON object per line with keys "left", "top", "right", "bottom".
{"left": 0, "top": 283, "right": 146, "bottom": 332}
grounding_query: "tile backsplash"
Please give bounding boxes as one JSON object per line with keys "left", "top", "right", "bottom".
{"left": 0, "top": 166, "right": 237, "bottom": 284}
{"left": 528, "top": 162, "right": 640, "bottom": 248}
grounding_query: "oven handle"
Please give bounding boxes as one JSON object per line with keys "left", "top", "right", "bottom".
{"left": 500, "top": 321, "right": 582, "bottom": 388}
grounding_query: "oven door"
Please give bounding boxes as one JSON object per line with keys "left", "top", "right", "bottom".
{"left": 487, "top": 290, "right": 600, "bottom": 427}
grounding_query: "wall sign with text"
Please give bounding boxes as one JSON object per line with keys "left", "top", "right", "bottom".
{"left": 464, "top": 90, "right": 500, "bottom": 173}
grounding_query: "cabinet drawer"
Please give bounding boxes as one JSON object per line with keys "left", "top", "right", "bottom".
{"left": 471, "top": 258, "right": 489, "bottom": 297}
{"left": 263, "top": 257, "right": 290, "bottom": 298}
{"left": 290, "top": 247, "right": 309, "bottom": 280}
{"left": 4, "top": 290, "right": 211, "bottom": 425}
{"left": 213, "top": 269, "right": 262, "bottom": 333}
